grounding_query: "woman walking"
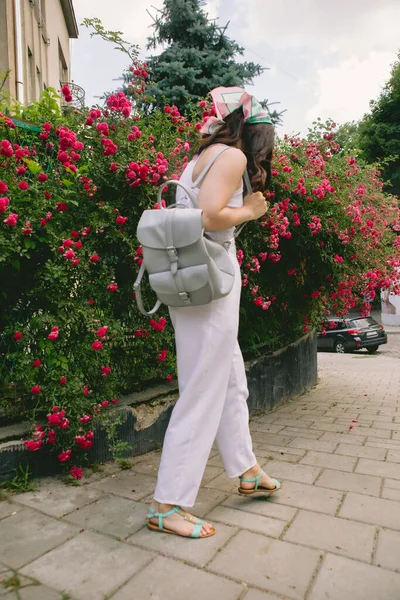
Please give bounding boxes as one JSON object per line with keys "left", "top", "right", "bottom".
{"left": 147, "top": 87, "right": 281, "bottom": 539}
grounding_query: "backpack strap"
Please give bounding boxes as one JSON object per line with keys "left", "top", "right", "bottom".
{"left": 191, "top": 145, "right": 231, "bottom": 188}
{"left": 133, "top": 262, "right": 161, "bottom": 316}
{"left": 191, "top": 146, "right": 253, "bottom": 241}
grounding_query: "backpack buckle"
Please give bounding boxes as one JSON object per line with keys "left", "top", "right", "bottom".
{"left": 178, "top": 292, "right": 190, "bottom": 303}
{"left": 166, "top": 246, "right": 178, "bottom": 262}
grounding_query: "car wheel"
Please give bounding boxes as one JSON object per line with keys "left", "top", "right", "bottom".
{"left": 334, "top": 340, "right": 346, "bottom": 354}
{"left": 367, "top": 345, "right": 379, "bottom": 354}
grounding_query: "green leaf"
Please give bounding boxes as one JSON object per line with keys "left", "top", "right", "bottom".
{"left": 61, "top": 179, "right": 74, "bottom": 188}
{"left": 23, "top": 159, "right": 42, "bottom": 176}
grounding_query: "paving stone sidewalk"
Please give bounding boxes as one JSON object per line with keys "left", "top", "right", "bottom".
{"left": 1, "top": 350, "right": 400, "bottom": 600}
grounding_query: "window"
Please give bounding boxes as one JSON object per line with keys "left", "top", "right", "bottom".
{"left": 36, "top": 67, "right": 42, "bottom": 95}
{"left": 58, "top": 41, "right": 68, "bottom": 84}
{"left": 349, "top": 318, "right": 376, "bottom": 329}
{"left": 27, "top": 46, "right": 35, "bottom": 103}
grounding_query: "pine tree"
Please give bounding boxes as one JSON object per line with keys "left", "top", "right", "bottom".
{"left": 146, "top": 0, "right": 265, "bottom": 114}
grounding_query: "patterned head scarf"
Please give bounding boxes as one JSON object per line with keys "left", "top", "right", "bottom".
{"left": 200, "top": 86, "right": 272, "bottom": 135}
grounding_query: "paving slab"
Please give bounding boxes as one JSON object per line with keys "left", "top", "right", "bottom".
{"left": 260, "top": 460, "right": 321, "bottom": 485}
{"left": 111, "top": 555, "right": 243, "bottom": 600}
{"left": 18, "top": 585, "right": 63, "bottom": 600}
{"left": 387, "top": 450, "right": 400, "bottom": 463}
{"left": 243, "top": 591, "right": 283, "bottom": 600}
{"left": 63, "top": 494, "right": 147, "bottom": 538}
{"left": 127, "top": 520, "right": 236, "bottom": 568}
{"left": 21, "top": 530, "right": 154, "bottom": 600}
{"left": 13, "top": 480, "right": 103, "bottom": 517}
{"left": 0, "top": 507, "right": 79, "bottom": 569}
{"left": 315, "top": 468, "right": 382, "bottom": 496}
{"left": 250, "top": 423, "right": 286, "bottom": 434}
{"left": 283, "top": 510, "right": 375, "bottom": 561}
{"left": 277, "top": 427, "right": 323, "bottom": 440}
{"left": 382, "top": 487, "right": 400, "bottom": 501}
{"left": 309, "top": 553, "right": 400, "bottom": 600}
{"left": 319, "top": 432, "right": 367, "bottom": 444}
{"left": 287, "top": 438, "right": 338, "bottom": 453}
{"left": 207, "top": 506, "right": 286, "bottom": 537}
{"left": 208, "top": 530, "right": 321, "bottom": 600}
{"left": 221, "top": 494, "right": 297, "bottom": 522}
{"left": 89, "top": 470, "right": 157, "bottom": 501}
{"left": 340, "top": 492, "right": 400, "bottom": 529}
{"left": 0, "top": 501, "right": 22, "bottom": 521}
{"left": 299, "top": 450, "right": 357, "bottom": 472}
{"left": 355, "top": 458, "right": 400, "bottom": 480}
{"left": 250, "top": 433, "right": 296, "bottom": 447}
{"left": 334, "top": 443, "right": 387, "bottom": 460}
{"left": 266, "top": 480, "right": 343, "bottom": 514}
{"left": 374, "top": 528, "right": 400, "bottom": 572}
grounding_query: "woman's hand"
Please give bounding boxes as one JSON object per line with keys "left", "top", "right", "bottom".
{"left": 244, "top": 191, "right": 268, "bottom": 220}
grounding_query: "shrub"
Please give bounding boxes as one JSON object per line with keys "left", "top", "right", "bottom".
{"left": 1, "top": 71, "right": 399, "bottom": 476}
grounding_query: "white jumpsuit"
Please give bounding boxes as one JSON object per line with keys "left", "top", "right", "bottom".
{"left": 154, "top": 147, "right": 257, "bottom": 508}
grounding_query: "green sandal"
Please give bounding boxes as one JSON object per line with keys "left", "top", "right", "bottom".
{"left": 238, "top": 470, "right": 282, "bottom": 496}
{"left": 146, "top": 505, "right": 216, "bottom": 539}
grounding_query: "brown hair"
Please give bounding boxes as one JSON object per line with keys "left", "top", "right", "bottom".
{"left": 197, "top": 107, "right": 275, "bottom": 193}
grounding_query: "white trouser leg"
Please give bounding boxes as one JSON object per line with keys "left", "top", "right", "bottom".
{"left": 215, "top": 341, "right": 257, "bottom": 478}
{"left": 154, "top": 251, "right": 241, "bottom": 508}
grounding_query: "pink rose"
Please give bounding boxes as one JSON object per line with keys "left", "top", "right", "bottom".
{"left": 0, "top": 196, "right": 10, "bottom": 213}
{"left": 4, "top": 212, "right": 18, "bottom": 226}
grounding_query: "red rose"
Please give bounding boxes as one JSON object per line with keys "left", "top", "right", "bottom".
{"left": 17, "top": 181, "right": 29, "bottom": 190}
{"left": 58, "top": 449, "right": 72, "bottom": 463}
{"left": 0, "top": 196, "right": 10, "bottom": 213}
{"left": 70, "top": 466, "right": 83, "bottom": 480}
{"left": 96, "top": 326, "right": 109, "bottom": 338}
{"left": 37, "top": 173, "right": 48, "bottom": 182}
{"left": 31, "top": 385, "right": 41, "bottom": 395}
{"left": 13, "top": 331, "right": 23, "bottom": 340}
{"left": 91, "top": 341, "right": 103, "bottom": 350}
{"left": 89, "top": 254, "right": 99, "bottom": 263}
{"left": 32, "top": 359, "right": 41, "bottom": 367}
{"left": 24, "top": 440, "right": 43, "bottom": 451}
{"left": 59, "top": 376, "right": 67, "bottom": 385}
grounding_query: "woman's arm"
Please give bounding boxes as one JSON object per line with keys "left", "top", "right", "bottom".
{"left": 197, "top": 148, "right": 267, "bottom": 231}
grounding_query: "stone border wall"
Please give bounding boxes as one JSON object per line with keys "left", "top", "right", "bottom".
{"left": 0, "top": 331, "right": 317, "bottom": 481}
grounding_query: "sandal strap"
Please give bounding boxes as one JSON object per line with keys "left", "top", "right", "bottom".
{"left": 239, "top": 470, "right": 265, "bottom": 490}
{"left": 146, "top": 505, "right": 180, "bottom": 530}
{"left": 147, "top": 505, "right": 207, "bottom": 536}
{"left": 190, "top": 519, "right": 205, "bottom": 539}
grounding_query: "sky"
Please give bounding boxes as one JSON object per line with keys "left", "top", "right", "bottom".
{"left": 70, "top": 0, "right": 400, "bottom": 135}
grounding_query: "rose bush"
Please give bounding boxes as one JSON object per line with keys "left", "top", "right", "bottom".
{"left": 1, "top": 66, "right": 399, "bottom": 477}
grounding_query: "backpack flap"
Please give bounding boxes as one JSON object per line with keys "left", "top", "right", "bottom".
{"left": 137, "top": 207, "right": 204, "bottom": 252}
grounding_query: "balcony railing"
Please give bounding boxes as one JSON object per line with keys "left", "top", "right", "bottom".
{"left": 60, "top": 82, "right": 86, "bottom": 110}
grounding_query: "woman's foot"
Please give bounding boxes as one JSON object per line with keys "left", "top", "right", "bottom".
{"left": 148, "top": 502, "right": 215, "bottom": 538}
{"left": 239, "top": 464, "right": 279, "bottom": 491}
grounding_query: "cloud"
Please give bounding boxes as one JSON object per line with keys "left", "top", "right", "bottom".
{"left": 235, "top": 0, "right": 400, "bottom": 59}
{"left": 305, "top": 51, "right": 396, "bottom": 129}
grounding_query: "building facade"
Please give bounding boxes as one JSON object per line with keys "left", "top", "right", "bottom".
{"left": 0, "top": 0, "right": 78, "bottom": 105}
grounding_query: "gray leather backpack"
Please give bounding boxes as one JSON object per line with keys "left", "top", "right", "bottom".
{"left": 134, "top": 146, "right": 252, "bottom": 316}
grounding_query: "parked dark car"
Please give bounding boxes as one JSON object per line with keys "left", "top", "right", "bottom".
{"left": 317, "top": 316, "right": 388, "bottom": 354}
